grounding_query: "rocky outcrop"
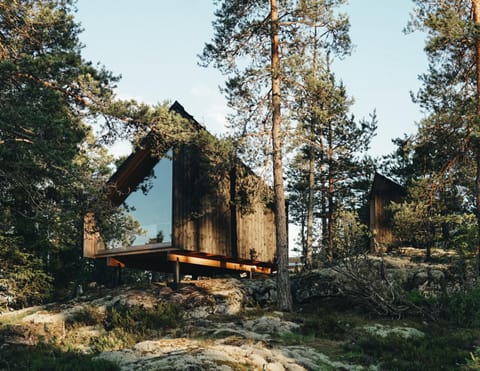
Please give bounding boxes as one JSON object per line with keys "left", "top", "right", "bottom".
{"left": 291, "top": 268, "right": 346, "bottom": 303}
{"left": 96, "top": 336, "right": 364, "bottom": 371}
{"left": 1, "top": 310, "right": 66, "bottom": 345}
{"left": 241, "top": 278, "right": 277, "bottom": 306}
{"left": 0, "top": 279, "right": 376, "bottom": 370}
{"left": 243, "top": 315, "right": 300, "bottom": 335}
{"left": 290, "top": 258, "right": 457, "bottom": 304}
{"left": 98, "top": 337, "right": 350, "bottom": 371}
{"left": 360, "top": 324, "right": 425, "bottom": 339}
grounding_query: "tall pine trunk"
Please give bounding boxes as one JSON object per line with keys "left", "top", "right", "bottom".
{"left": 327, "top": 121, "right": 335, "bottom": 260}
{"left": 271, "top": 0, "right": 292, "bottom": 311}
{"left": 473, "top": 0, "right": 480, "bottom": 276}
{"left": 320, "top": 150, "right": 328, "bottom": 254}
{"left": 305, "top": 146, "right": 315, "bottom": 269}
{"left": 305, "top": 21, "right": 320, "bottom": 270}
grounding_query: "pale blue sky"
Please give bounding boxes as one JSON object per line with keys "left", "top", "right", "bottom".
{"left": 76, "top": 0, "right": 427, "bottom": 157}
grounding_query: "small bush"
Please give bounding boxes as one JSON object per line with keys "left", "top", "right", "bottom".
{"left": 343, "top": 329, "right": 475, "bottom": 370}
{"left": 0, "top": 236, "right": 53, "bottom": 308}
{"left": 300, "top": 315, "right": 348, "bottom": 340}
{"left": 466, "top": 347, "right": 480, "bottom": 370}
{"left": 0, "top": 343, "right": 119, "bottom": 371}
{"left": 439, "top": 285, "right": 480, "bottom": 326}
{"left": 66, "top": 306, "right": 105, "bottom": 329}
{"left": 410, "top": 284, "right": 480, "bottom": 326}
{"left": 91, "top": 328, "right": 137, "bottom": 353}
{"left": 108, "top": 301, "right": 183, "bottom": 334}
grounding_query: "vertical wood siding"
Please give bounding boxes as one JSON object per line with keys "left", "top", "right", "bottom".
{"left": 172, "top": 145, "right": 275, "bottom": 262}
{"left": 370, "top": 174, "right": 405, "bottom": 251}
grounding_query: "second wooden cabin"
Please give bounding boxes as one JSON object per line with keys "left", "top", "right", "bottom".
{"left": 369, "top": 172, "right": 406, "bottom": 252}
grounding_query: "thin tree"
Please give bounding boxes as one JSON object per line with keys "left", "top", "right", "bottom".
{"left": 270, "top": 0, "right": 291, "bottom": 310}
{"left": 473, "top": 0, "right": 480, "bottom": 273}
{"left": 284, "top": 1, "right": 352, "bottom": 266}
{"left": 290, "top": 69, "right": 376, "bottom": 261}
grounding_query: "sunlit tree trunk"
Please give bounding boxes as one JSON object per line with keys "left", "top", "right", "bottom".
{"left": 473, "top": 0, "right": 480, "bottom": 275}
{"left": 320, "top": 151, "right": 328, "bottom": 255}
{"left": 305, "top": 23, "right": 319, "bottom": 270}
{"left": 271, "top": 0, "right": 292, "bottom": 311}
{"left": 305, "top": 138, "right": 315, "bottom": 268}
{"left": 327, "top": 121, "right": 335, "bottom": 260}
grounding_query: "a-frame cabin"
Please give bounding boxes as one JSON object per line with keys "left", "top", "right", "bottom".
{"left": 84, "top": 102, "right": 276, "bottom": 277}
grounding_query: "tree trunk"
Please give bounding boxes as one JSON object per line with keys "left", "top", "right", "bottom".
{"left": 271, "top": 0, "right": 292, "bottom": 311}
{"left": 320, "top": 151, "right": 328, "bottom": 255}
{"left": 304, "top": 20, "right": 320, "bottom": 270}
{"left": 327, "top": 122, "right": 334, "bottom": 260}
{"left": 327, "top": 173, "right": 334, "bottom": 260}
{"left": 473, "top": 0, "right": 480, "bottom": 276}
{"left": 305, "top": 146, "right": 315, "bottom": 269}
{"left": 300, "top": 212, "right": 306, "bottom": 265}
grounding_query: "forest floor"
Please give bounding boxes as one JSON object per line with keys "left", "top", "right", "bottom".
{"left": 1, "top": 249, "right": 480, "bottom": 370}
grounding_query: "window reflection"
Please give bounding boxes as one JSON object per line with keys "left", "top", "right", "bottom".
{"left": 124, "top": 153, "right": 172, "bottom": 246}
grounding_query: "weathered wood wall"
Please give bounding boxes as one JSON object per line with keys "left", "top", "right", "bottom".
{"left": 172, "top": 145, "right": 275, "bottom": 263}
{"left": 172, "top": 144, "right": 231, "bottom": 256}
{"left": 236, "top": 201, "right": 276, "bottom": 263}
{"left": 83, "top": 212, "right": 105, "bottom": 258}
{"left": 370, "top": 173, "right": 405, "bottom": 252}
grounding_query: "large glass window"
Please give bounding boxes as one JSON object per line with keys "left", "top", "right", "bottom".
{"left": 124, "top": 153, "right": 172, "bottom": 246}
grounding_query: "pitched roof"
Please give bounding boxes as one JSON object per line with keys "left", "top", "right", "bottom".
{"left": 106, "top": 101, "right": 202, "bottom": 205}
{"left": 370, "top": 172, "right": 406, "bottom": 199}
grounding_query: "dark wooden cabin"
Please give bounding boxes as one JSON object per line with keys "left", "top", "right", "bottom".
{"left": 84, "top": 102, "right": 276, "bottom": 277}
{"left": 369, "top": 173, "right": 406, "bottom": 252}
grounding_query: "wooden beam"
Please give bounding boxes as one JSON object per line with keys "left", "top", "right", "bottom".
{"left": 167, "top": 252, "right": 272, "bottom": 274}
{"left": 95, "top": 243, "right": 174, "bottom": 258}
{"left": 107, "top": 257, "right": 126, "bottom": 268}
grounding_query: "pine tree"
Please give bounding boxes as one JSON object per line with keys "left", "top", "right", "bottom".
{"left": 407, "top": 0, "right": 480, "bottom": 267}
{"left": 201, "top": 0, "right": 350, "bottom": 310}
{"left": 289, "top": 68, "right": 376, "bottom": 263}
{"left": 0, "top": 0, "right": 132, "bottom": 300}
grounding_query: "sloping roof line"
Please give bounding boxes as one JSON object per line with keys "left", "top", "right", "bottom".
{"left": 370, "top": 172, "right": 406, "bottom": 199}
{"left": 106, "top": 101, "right": 203, "bottom": 205}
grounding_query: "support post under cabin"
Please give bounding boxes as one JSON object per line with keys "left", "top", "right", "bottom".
{"left": 175, "top": 257, "right": 180, "bottom": 284}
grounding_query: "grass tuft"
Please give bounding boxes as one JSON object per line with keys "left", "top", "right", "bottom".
{"left": 0, "top": 343, "right": 119, "bottom": 370}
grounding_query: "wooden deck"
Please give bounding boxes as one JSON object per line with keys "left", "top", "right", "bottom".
{"left": 94, "top": 242, "right": 174, "bottom": 258}
{"left": 101, "top": 244, "right": 274, "bottom": 275}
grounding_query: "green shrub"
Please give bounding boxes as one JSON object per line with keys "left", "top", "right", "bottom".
{"left": 90, "top": 328, "right": 137, "bottom": 353}
{"left": 439, "top": 285, "right": 480, "bottom": 326}
{"left": 300, "top": 315, "right": 348, "bottom": 340}
{"left": 344, "top": 329, "right": 474, "bottom": 370}
{"left": 66, "top": 306, "right": 105, "bottom": 329}
{"left": 0, "top": 343, "right": 119, "bottom": 371}
{"left": 108, "top": 301, "right": 183, "bottom": 334}
{"left": 0, "top": 235, "right": 53, "bottom": 308}
{"left": 466, "top": 347, "right": 480, "bottom": 370}
{"left": 404, "top": 283, "right": 480, "bottom": 327}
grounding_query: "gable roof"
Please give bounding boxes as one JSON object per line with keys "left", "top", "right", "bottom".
{"left": 106, "top": 101, "right": 202, "bottom": 205}
{"left": 370, "top": 172, "right": 406, "bottom": 200}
